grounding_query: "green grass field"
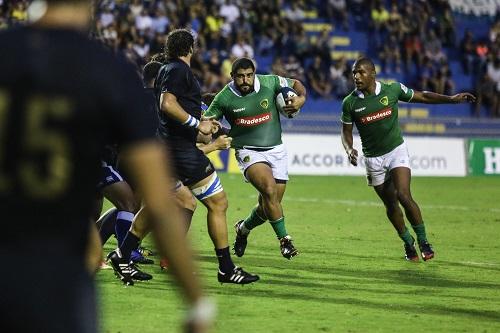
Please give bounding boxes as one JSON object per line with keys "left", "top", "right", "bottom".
{"left": 97, "top": 174, "right": 500, "bottom": 333}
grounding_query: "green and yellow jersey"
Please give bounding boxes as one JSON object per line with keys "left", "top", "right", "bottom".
{"left": 204, "top": 74, "right": 293, "bottom": 149}
{"left": 341, "top": 81, "right": 414, "bottom": 157}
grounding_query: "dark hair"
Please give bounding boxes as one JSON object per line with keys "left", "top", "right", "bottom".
{"left": 143, "top": 61, "right": 162, "bottom": 84}
{"left": 231, "top": 57, "right": 256, "bottom": 75}
{"left": 165, "top": 29, "right": 195, "bottom": 60}
{"left": 150, "top": 53, "right": 167, "bottom": 64}
{"left": 202, "top": 93, "right": 216, "bottom": 106}
{"left": 354, "top": 57, "right": 375, "bottom": 71}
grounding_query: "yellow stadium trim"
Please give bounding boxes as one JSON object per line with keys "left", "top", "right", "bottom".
{"left": 302, "top": 23, "right": 333, "bottom": 32}
{"left": 331, "top": 51, "right": 360, "bottom": 60}
{"left": 330, "top": 36, "right": 350, "bottom": 46}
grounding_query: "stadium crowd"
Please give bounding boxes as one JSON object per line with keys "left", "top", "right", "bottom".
{"left": 2, "top": 0, "right": 499, "bottom": 116}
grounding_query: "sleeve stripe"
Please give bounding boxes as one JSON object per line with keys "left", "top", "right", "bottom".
{"left": 408, "top": 89, "right": 414, "bottom": 102}
{"left": 340, "top": 119, "right": 352, "bottom": 124}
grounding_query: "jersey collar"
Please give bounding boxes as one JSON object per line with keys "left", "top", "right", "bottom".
{"left": 228, "top": 75, "right": 261, "bottom": 97}
{"left": 355, "top": 81, "right": 381, "bottom": 98}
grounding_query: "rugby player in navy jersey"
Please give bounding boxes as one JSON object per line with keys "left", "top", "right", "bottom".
{"left": 0, "top": 1, "right": 214, "bottom": 332}
{"left": 154, "top": 29, "right": 259, "bottom": 284}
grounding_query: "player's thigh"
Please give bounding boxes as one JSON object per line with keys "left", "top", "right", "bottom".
{"left": 373, "top": 178, "right": 399, "bottom": 208}
{"left": 390, "top": 167, "right": 412, "bottom": 197}
{"left": 245, "top": 162, "right": 278, "bottom": 195}
{"left": 101, "top": 180, "right": 137, "bottom": 212}
{"left": 175, "top": 184, "right": 197, "bottom": 211}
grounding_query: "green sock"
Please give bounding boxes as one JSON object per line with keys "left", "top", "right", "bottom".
{"left": 399, "top": 227, "right": 415, "bottom": 246}
{"left": 412, "top": 223, "right": 428, "bottom": 243}
{"left": 243, "top": 207, "right": 267, "bottom": 230}
{"left": 270, "top": 217, "right": 287, "bottom": 239}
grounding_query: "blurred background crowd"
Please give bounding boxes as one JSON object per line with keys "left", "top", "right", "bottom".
{"left": 1, "top": 0, "right": 499, "bottom": 117}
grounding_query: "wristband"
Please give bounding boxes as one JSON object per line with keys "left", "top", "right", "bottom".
{"left": 185, "top": 297, "right": 216, "bottom": 324}
{"left": 183, "top": 115, "right": 200, "bottom": 128}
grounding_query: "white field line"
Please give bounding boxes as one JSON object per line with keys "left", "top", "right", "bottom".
{"left": 247, "top": 195, "right": 499, "bottom": 213}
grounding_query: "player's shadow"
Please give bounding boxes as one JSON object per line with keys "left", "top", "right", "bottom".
{"left": 205, "top": 285, "right": 500, "bottom": 322}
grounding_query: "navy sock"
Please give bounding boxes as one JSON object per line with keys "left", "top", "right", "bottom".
{"left": 115, "top": 211, "right": 134, "bottom": 246}
{"left": 97, "top": 208, "right": 117, "bottom": 245}
{"left": 215, "top": 247, "right": 235, "bottom": 273}
{"left": 120, "top": 232, "right": 140, "bottom": 263}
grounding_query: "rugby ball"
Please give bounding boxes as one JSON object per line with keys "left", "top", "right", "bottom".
{"left": 276, "top": 87, "right": 300, "bottom": 119}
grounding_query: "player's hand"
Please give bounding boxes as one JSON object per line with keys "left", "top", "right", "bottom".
{"left": 346, "top": 148, "right": 358, "bottom": 166}
{"left": 183, "top": 297, "right": 216, "bottom": 333}
{"left": 451, "top": 93, "right": 476, "bottom": 103}
{"left": 210, "top": 120, "right": 221, "bottom": 134}
{"left": 283, "top": 95, "right": 306, "bottom": 115}
{"left": 198, "top": 120, "right": 216, "bottom": 135}
{"left": 213, "top": 135, "right": 232, "bottom": 150}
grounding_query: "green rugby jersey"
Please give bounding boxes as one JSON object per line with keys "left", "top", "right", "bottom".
{"left": 204, "top": 74, "right": 293, "bottom": 149}
{"left": 341, "top": 81, "right": 414, "bottom": 157}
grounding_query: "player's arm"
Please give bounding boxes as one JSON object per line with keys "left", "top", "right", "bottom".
{"left": 283, "top": 79, "right": 307, "bottom": 114}
{"left": 122, "top": 141, "right": 215, "bottom": 332}
{"left": 198, "top": 135, "right": 232, "bottom": 154}
{"left": 340, "top": 98, "right": 358, "bottom": 166}
{"left": 160, "top": 92, "right": 216, "bottom": 135}
{"left": 341, "top": 122, "right": 358, "bottom": 166}
{"left": 411, "top": 90, "right": 476, "bottom": 104}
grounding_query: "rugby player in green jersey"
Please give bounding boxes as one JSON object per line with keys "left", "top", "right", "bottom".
{"left": 204, "top": 57, "right": 307, "bottom": 259}
{"left": 341, "top": 57, "right": 476, "bottom": 261}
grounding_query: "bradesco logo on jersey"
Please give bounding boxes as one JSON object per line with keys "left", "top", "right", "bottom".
{"left": 360, "top": 107, "right": 392, "bottom": 124}
{"left": 235, "top": 112, "right": 272, "bottom": 127}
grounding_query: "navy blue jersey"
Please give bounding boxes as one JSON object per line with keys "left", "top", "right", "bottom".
{"left": 0, "top": 26, "right": 156, "bottom": 253}
{"left": 154, "top": 59, "right": 201, "bottom": 148}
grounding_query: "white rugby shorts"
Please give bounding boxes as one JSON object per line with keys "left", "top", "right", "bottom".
{"left": 364, "top": 142, "right": 410, "bottom": 186}
{"left": 235, "top": 144, "right": 289, "bottom": 181}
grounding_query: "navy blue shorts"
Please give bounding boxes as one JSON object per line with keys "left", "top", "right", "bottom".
{"left": 96, "top": 161, "right": 124, "bottom": 190}
{"left": 171, "top": 147, "right": 214, "bottom": 186}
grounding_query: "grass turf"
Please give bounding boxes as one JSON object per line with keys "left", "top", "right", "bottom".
{"left": 97, "top": 174, "right": 500, "bottom": 333}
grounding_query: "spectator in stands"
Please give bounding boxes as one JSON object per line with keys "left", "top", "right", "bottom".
{"left": 129, "top": 0, "right": 143, "bottom": 17}
{"left": 418, "top": 56, "right": 435, "bottom": 91}
{"left": 291, "top": 27, "right": 310, "bottom": 63}
{"left": 231, "top": 34, "right": 254, "bottom": 58}
{"left": 460, "top": 30, "right": 476, "bottom": 74}
{"left": 424, "top": 30, "right": 447, "bottom": 64}
{"left": 326, "top": 0, "right": 348, "bottom": 31}
{"left": 489, "top": 20, "right": 500, "bottom": 43}
{"left": 310, "top": 28, "right": 332, "bottom": 68}
{"left": 283, "top": 54, "right": 305, "bottom": 82}
{"left": 329, "top": 57, "right": 349, "bottom": 97}
{"left": 307, "top": 56, "right": 333, "bottom": 99}
{"left": 151, "top": 7, "right": 169, "bottom": 34}
{"left": 485, "top": 58, "right": 500, "bottom": 116}
{"left": 436, "top": 5, "right": 456, "bottom": 47}
{"left": 219, "top": 0, "right": 240, "bottom": 26}
{"left": 99, "top": 6, "right": 115, "bottom": 28}
{"left": 371, "top": 0, "right": 389, "bottom": 33}
{"left": 284, "top": 2, "right": 305, "bottom": 22}
{"left": 10, "top": 1, "right": 27, "bottom": 23}
{"left": 403, "top": 31, "right": 423, "bottom": 72}
{"left": 430, "top": 65, "right": 455, "bottom": 95}
{"left": 271, "top": 57, "right": 287, "bottom": 77}
{"left": 379, "top": 33, "right": 402, "bottom": 73}
{"left": 476, "top": 39, "right": 490, "bottom": 71}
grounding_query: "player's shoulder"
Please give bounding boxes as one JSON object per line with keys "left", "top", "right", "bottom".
{"left": 387, "top": 81, "right": 411, "bottom": 93}
{"left": 342, "top": 90, "right": 357, "bottom": 105}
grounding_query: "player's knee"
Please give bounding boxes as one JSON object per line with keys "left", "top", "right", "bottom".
{"left": 396, "top": 191, "right": 413, "bottom": 205}
{"left": 206, "top": 193, "right": 228, "bottom": 213}
{"left": 260, "top": 183, "right": 278, "bottom": 202}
